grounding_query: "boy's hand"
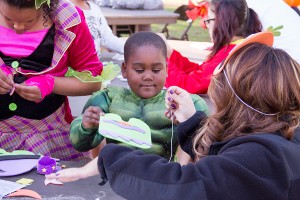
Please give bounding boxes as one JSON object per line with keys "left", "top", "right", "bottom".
{"left": 82, "top": 106, "right": 105, "bottom": 129}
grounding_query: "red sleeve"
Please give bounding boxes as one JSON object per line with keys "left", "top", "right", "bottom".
{"left": 165, "top": 45, "right": 235, "bottom": 94}
{"left": 67, "top": 8, "right": 103, "bottom": 76}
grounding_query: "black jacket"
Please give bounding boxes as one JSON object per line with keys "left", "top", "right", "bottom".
{"left": 98, "top": 111, "right": 300, "bottom": 200}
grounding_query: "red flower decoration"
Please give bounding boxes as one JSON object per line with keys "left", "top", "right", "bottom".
{"left": 186, "top": 1, "right": 209, "bottom": 20}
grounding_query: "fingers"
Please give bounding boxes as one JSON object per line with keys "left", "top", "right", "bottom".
{"left": 45, "top": 173, "right": 57, "bottom": 180}
{"left": 0, "top": 73, "right": 14, "bottom": 94}
{"left": 45, "top": 169, "right": 79, "bottom": 183}
{"left": 82, "top": 106, "right": 103, "bottom": 128}
{"left": 14, "top": 84, "right": 42, "bottom": 102}
{"left": 166, "top": 86, "right": 192, "bottom": 106}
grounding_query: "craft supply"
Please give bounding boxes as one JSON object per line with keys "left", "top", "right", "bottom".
{"left": 9, "top": 86, "right": 15, "bottom": 96}
{"left": 99, "top": 113, "right": 152, "bottom": 149}
{"left": 0, "top": 150, "right": 40, "bottom": 177}
{"left": 36, "top": 156, "right": 57, "bottom": 175}
{"left": 7, "top": 189, "right": 42, "bottom": 199}
{"left": 16, "top": 178, "right": 34, "bottom": 185}
{"left": 44, "top": 178, "right": 63, "bottom": 185}
{"left": 168, "top": 110, "right": 174, "bottom": 162}
{"left": 0, "top": 180, "right": 25, "bottom": 198}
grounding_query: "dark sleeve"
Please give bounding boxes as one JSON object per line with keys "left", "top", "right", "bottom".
{"left": 177, "top": 111, "right": 207, "bottom": 160}
{"left": 97, "top": 141, "right": 288, "bottom": 200}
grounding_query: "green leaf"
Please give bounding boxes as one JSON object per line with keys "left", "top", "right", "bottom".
{"left": 267, "top": 25, "right": 283, "bottom": 37}
{"left": 65, "top": 62, "right": 121, "bottom": 82}
{"left": 35, "top": 0, "right": 50, "bottom": 9}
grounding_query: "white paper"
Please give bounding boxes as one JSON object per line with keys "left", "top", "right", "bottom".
{"left": 0, "top": 179, "right": 25, "bottom": 198}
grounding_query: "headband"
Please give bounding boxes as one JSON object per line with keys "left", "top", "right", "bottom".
{"left": 213, "top": 31, "right": 278, "bottom": 116}
{"left": 213, "top": 31, "right": 274, "bottom": 75}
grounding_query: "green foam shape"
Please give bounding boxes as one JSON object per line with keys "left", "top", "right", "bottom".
{"left": 0, "top": 149, "right": 35, "bottom": 156}
{"left": 98, "top": 113, "right": 152, "bottom": 149}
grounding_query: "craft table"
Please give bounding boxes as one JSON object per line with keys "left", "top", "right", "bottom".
{"left": 1, "top": 161, "right": 124, "bottom": 200}
{"left": 101, "top": 7, "right": 179, "bottom": 35}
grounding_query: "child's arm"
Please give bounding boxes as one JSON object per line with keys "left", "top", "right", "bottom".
{"left": 97, "top": 5, "right": 125, "bottom": 54}
{"left": 70, "top": 115, "right": 104, "bottom": 152}
{"left": 46, "top": 156, "right": 100, "bottom": 182}
{"left": 69, "top": 89, "right": 111, "bottom": 152}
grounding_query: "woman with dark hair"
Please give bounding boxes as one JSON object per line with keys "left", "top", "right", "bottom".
{"left": 0, "top": 0, "right": 103, "bottom": 161}
{"left": 163, "top": 0, "right": 262, "bottom": 94}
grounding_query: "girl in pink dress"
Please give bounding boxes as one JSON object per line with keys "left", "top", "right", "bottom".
{"left": 0, "top": 0, "right": 103, "bottom": 161}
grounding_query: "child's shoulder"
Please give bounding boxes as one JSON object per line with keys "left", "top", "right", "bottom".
{"left": 190, "top": 93, "right": 204, "bottom": 101}
{"left": 190, "top": 94, "right": 209, "bottom": 114}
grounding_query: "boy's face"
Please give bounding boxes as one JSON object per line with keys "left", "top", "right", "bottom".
{"left": 122, "top": 45, "right": 167, "bottom": 99}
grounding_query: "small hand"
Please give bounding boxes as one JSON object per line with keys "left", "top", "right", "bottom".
{"left": 14, "top": 83, "right": 43, "bottom": 102}
{"left": 46, "top": 168, "right": 83, "bottom": 183}
{"left": 24, "top": 75, "right": 54, "bottom": 102}
{"left": 0, "top": 65, "right": 14, "bottom": 94}
{"left": 82, "top": 106, "right": 105, "bottom": 129}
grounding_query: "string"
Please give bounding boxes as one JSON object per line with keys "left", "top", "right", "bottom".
{"left": 168, "top": 110, "right": 174, "bottom": 163}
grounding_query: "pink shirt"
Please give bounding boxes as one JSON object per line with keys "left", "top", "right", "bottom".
{"left": 0, "top": 25, "right": 49, "bottom": 58}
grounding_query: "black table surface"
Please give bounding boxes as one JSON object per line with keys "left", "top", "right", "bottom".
{"left": 1, "top": 161, "right": 125, "bottom": 200}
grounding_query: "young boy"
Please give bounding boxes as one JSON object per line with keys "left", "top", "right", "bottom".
{"left": 69, "top": 32, "right": 208, "bottom": 162}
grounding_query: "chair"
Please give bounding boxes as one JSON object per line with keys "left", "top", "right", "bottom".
{"left": 161, "top": 5, "right": 194, "bottom": 41}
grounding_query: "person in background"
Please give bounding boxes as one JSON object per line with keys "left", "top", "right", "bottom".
{"left": 69, "top": 31, "right": 208, "bottom": 163}
{"left": 47, "top": 31, "right": 300, "bottom": 200}
{"left": 0, "top": 0, "right": 102, "bottom": 161}
{"left": 70, "top": 0, "right": 125, "bottom": 59}
{"left": 161, "top": 0, "right": 262, "bottom": 94}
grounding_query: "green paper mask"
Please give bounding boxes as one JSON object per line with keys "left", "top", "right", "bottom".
{"left": 99, "top": 113, "right": 152, "bottom": 149}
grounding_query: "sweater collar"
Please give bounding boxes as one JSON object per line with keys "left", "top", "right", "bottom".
{"left": 130, "top": 90, "right": 164, "bottom": 101}
{"left": 52, "top": 0, "right": 81, "bottom": 30}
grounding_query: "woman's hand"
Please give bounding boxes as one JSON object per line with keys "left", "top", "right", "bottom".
{"left": 165, "top": 86, "right": 196, "bottom": 123}
{"left": 82, "top": 106, "right": 105, "bottom": 129}
{"left": 0, "top": 65, "right": 14, "bottom": 94}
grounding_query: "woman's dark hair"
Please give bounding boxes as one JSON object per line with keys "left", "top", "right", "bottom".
{"left": 208, "top": 0, "right": 262, "bottom": 58}
{"left": 1, "top": 0, "right": 59, "bottom": 24}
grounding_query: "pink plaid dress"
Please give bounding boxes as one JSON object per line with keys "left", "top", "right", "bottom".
{"left": 0, "top": 104, "right": 90, "bottom": 162}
